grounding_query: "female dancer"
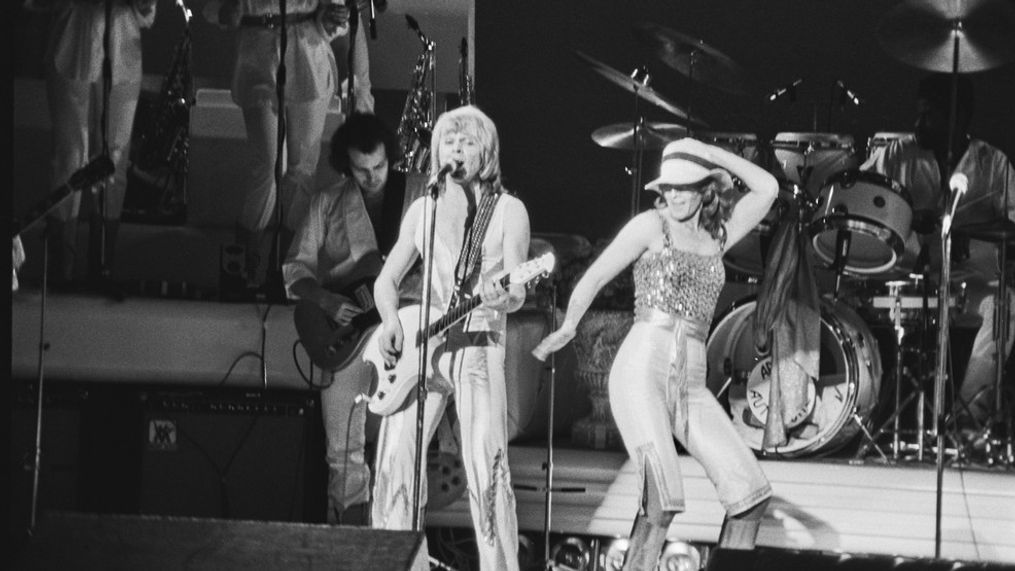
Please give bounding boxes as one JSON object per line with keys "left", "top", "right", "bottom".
{"left": 534, "top": 137, "right": 778, "bottom": 569}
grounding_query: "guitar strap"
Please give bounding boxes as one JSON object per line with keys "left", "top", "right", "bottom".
{"left": 447, "top": 189, "right": 501, "bottom": 311}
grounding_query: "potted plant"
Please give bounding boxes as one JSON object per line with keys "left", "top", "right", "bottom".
{"left": 556, "top": 239, "right": 635, "bottom": 450}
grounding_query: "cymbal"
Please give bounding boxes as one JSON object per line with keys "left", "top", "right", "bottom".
{"left": 632, "top": 23, "right": 749, "bottom": 94}
{"left": 955, "top": 218, "right": 1015, "bottom": 243}
{"left": 591, "top": 122, "right": 688, "bottom": 151}
{"left": 574, "top": 50, "right": 697, "bottom": 123}
{"left": 878, "top": 0, "right": 1015, "bottom": 73}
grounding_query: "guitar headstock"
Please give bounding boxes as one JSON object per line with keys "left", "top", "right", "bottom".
{"left": 508, "top": 252, "right": 556, "bottom": 289}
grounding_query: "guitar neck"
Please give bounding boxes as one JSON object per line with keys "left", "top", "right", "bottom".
{"left": 416, "top": 274, "right": 511, "bottom": 344}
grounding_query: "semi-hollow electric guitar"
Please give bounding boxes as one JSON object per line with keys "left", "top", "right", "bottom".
{"left": 293, "top": 276, "right": 380, "bottom": 372}
{"left": 361, "top": 253, "right": 555, "bottom": 416}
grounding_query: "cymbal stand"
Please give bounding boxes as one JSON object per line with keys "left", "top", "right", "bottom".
{"left": 853, "top": 281, "right": 930, "bottom": 462}
{"left": 933, "top": 37, "right": 965, "bottom": 557}
{"left": 628, "top": 67, "right": 651, "bottom": 216}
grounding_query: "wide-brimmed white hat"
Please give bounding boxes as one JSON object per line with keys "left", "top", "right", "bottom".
{"left": 645, "top": 139, "right": 733, "bottom": 192}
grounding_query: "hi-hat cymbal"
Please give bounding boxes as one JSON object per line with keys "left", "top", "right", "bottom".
{"left": 878, "top": 0, "right": 1015, "bottom": 73}
{"left": 955, "top": 218, "right": 1015, "bottom": 243}
{"left": 591, "top": 122, "right": 688, "bottom": 151}
{"left": 632, "top": 23, "right": 749, "bottom": 94}
{"left": 574, "top": 50, "right": 700, "bottom": 124}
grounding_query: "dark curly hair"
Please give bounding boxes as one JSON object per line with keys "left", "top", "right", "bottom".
{"left": 654, "top": 175, "right": 734, "bottom": 247}
{"left": 329, "top": 112, "right": 400, "bottom": 176}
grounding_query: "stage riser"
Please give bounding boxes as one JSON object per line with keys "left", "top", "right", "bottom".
{"left": 429, "top": 447, "right": 1015, "bottom": 564}
{"left": 10, "top": 293, "right": 583, "bottom": 442}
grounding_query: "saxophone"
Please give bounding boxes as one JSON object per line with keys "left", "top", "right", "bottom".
{"left": 393, "top": 15, "right": 436, "bottom": 174}
{"left": 128, "top": 0, "right": 194, "bottom": 221}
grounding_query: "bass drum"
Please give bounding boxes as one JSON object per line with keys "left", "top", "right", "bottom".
{"left": 706, "top": 297, "right": 882, "bottom": 457}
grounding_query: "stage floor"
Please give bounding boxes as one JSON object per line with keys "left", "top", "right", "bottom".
{"left": 431, "top": 445, "right": 1015, "bottom": 565}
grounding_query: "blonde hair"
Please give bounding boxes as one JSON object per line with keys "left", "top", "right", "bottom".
{"left": 428, "top": 105, "right": 503, "bottom": 193}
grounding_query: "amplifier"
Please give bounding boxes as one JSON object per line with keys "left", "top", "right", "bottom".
{"left": 138, "top": 388, "right": 325, "bottom": 523}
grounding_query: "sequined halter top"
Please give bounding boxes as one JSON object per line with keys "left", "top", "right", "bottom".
{"left": 633, "top": 211, "right": 725, "bottom": 323}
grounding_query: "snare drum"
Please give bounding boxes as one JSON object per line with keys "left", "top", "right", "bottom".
{"left": 707, "top": 297, "right": 882, "bottom": 457}
{"left": 772, "top": 132, "right": 859, "bottom": 196}
{"left": 809, "top": 169, "right": 913, "bottom": 276}
{"left": 866, "top": 132, "right": 915, "bottom": 159}
{"left": 723, "top": 181, "right": 808, "bottom": 280}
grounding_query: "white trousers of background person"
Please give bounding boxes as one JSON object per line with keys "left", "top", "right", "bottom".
{"left": 320, "top": 357, "right": 373, "bottom": 521}
{"left": 959, "top": 287, "right": 1015, "bottom": 423}
{"left": 238, "top": 94, "right": 331, "bottom": 233}
{"left": 46, "top": 71, "right": 140, "bottom": 221}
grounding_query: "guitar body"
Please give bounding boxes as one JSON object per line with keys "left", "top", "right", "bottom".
{"left": 361, "top": 305, "right": 446, "bottom": 416}
{"left": 293, "top": 277, "right": 381, "bottom": 372}
{"left": 360, "top": 252, "right": 556, "bottom": 416}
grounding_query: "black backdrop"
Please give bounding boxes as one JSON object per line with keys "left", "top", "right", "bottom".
{"left": 474, "top": 0, "right": 1015, "bottom": 239}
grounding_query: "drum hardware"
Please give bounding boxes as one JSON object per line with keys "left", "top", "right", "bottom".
{"left": 771, "top": 133, "right": 860, "bottom": 197}
{"left": 574, "top": 50, "right": 697, "bottom": 124}
{"left": 590, "top": 122, "right": 688, "bottom": 151}
{"left": 877, "top": 0, "right": 1015, "bottom": 73}
{"left": 854, "top": 279, "right": 935, "bottom": 463}
{"left": 809, "top": 170, "right": 913, "bottom": 279}
{"left": 574, "top": 50, "right": 702, "bottom": 216}
{"left": 632, "top": 22, "right": 750, "bottom": 95}
{"left": 875, "top": 0, "right": 1015, "bottom": 545}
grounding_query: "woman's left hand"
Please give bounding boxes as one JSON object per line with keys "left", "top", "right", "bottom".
{"left": 531, "top": 326, "right": 576, "bottom": 361}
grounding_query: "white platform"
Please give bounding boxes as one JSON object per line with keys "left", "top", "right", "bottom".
{"left": 429, "top": 446, "right": 1015, "bottom": 564}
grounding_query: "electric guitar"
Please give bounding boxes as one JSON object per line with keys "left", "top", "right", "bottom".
{"left": 361, "top": 253, "right": 556, "bottom": 416}
{"left": 293, "top": 276, "right": 381, "bottom": 372}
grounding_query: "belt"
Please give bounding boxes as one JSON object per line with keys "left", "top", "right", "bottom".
{"left": 240, "top": 11, "right": 316, "bottom": 29}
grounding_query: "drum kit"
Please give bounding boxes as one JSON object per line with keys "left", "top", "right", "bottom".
{"left": 579, "top": 0, "right": 1015, "bottom": 466}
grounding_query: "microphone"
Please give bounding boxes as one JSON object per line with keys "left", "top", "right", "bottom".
{"left": 428, "top": 162, "right": 461, "bottom": 197}
{"left": 767, "top": 78, "right": 803, "bottom": 102}
{"left": 949, "top": 172, "right": 969, "bottom": 196}
{"left": 942, "top": 173, "right": 969, "bottom": 236}
{"left": 836, "top": 80, "right": 863, "bottom": 106}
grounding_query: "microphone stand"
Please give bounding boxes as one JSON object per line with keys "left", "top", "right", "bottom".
{"left": 346, "top": 2, "right": 359, "bottom": 111}
{"left": 542, "top": 283, "right": 558, "bottom": 570}
{"left": 411, "top": 178, "right": 441, "bottom": 532}
{"left": 16, "top": 157, "right": 115, "bottom": 536}
{"left": 932, "top": 31, "right": 963, "bottom": 558}
{"left": 263, "top": 0, "right": 289, "bottom": 309}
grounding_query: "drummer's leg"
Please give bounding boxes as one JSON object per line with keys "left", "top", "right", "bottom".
{"left": 959, "top": 287, "right": 1015, "bottom": 427}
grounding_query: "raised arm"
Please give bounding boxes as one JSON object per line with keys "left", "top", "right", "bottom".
{"left": 708, "top": 143, "right": 779, "bottom": 249}
{"left": 531, "top": 211, "right": 656, "bottom": 360}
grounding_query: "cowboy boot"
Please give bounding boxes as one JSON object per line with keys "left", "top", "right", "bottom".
{"left": 717, "top": 498, "right": 770, "bottom": 550}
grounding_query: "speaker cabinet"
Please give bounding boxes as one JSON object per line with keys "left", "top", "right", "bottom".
{"left": 138, "top": 389, "right": 325, "bottom": 522}
{"left": 15, "top": 512, "right": 425, "bottom": 571}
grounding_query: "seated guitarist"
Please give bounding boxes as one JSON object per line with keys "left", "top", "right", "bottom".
{"left": 371, "top": 105, "right": 530, "bottom": 570}
{"left": 283, "top": 112, "right": 423, "bottom": 523}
